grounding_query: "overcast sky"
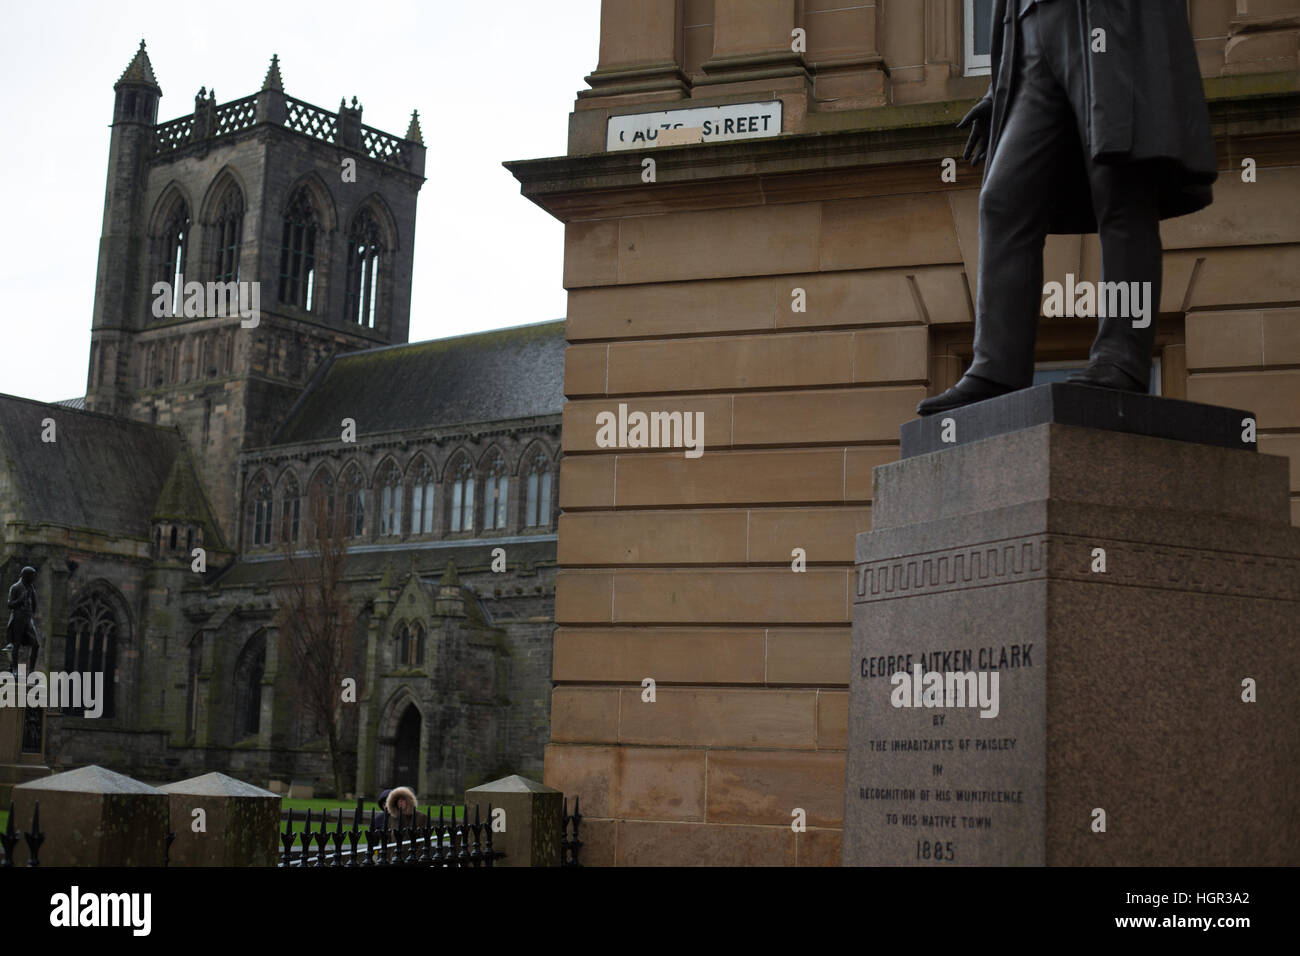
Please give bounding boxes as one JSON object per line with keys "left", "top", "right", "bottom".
{"left": 0, "top": 0, "right": 600, "bottom": 403}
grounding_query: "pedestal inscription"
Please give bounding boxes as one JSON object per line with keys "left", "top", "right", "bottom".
{"left": 846, "top": 541, "right": 1047, "bottom": 866}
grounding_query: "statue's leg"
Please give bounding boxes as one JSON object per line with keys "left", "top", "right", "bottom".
{"left": 1082, "top": 162, "right": 1162, "bottom": 389}
{"left": 966, "top": 14, "right": 1073, "bottom": 390}
{"left": 1041, "top": 0, "right": 1162, "bottom": 390}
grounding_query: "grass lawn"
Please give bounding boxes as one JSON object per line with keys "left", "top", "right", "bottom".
{"left": 280, "top": 797, "right": 465, "bottom": 835}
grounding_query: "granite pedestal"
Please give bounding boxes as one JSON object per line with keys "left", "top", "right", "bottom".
{"left": 843, "top": 385, "right": 1300, "bottom": 866}
{"left": 0, "top": 659, "right": 52, "bottom": 805}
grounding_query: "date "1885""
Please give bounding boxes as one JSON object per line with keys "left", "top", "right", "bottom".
{"left": 916, "top": 839, "right": 955, "bottom": 862}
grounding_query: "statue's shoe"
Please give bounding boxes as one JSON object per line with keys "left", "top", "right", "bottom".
{"left": 916, "top": 375, "right": 1018, "bottom": 416}
{"left": 1065, "top": 363, "right": 1146, "bottom": 393}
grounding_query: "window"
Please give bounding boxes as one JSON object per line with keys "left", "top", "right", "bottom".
{"left": 395, "top": 621, "right": 425, "bottom": 667}
{"left": 213, "top": 185, "right": 243, "bottom": 283}
{"left": 450, "top": 460, "right": 475, "bottom": 533}
{"left": 964, "top": 0, "right": 994, "bottom": 76}
{"left": 309, "top": 472, "right": 336, "bottom": 539}
{"left": 280, "top": 475, "right": 301, "bottom": 544}
{"left": 1032, "top": 358, "right": 1162, "bottom": 395}
{"left": 156, "top": 198, "right": 190, "bottom": 316}
{"left": 251, "top": 479, "right": 273, "bottom": 546}
{"left": 346, "top": 209, "right": 383, "bottom": 328}
{"left": 379, "top": 463, "right": 403, "bottom": 536}
{"left": 279, "top": 187, "right": 318, "bottom": 309}
{"left": 486, "top": 454, "right": 509, "bottom": 530}
{"left": 342, "top": 467, "right": 366, "bottom": 538}
{"left": 525, "top": 450, "right": 553, "bottom": 528}
{"left": 232, "top": 632, "right": 266, "bottom": 740}
{"left": 66, "top": 592, "right": 119, "bottom": 718}
{"left": 409, "top": 460, "right": 435, "bottom": 534}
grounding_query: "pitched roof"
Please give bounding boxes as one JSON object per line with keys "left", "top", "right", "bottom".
{"left": 116, "top": 39, "right": 160, "bottom": 92}
{"left": 268, "top": 320, "right": 565, "bottom": 446}
{"left": 0, "top": 394, "right": 180, "bottom": 539}
{"left": 54, "top": 397, "right": 85, "bottom": 410}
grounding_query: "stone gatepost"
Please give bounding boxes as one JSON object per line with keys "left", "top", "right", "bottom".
{"left": 12, "top": 765, "right": 168, "bottom": 866}
{"left": 465, "top": 774, "right": 562, "bottom": 867}
{"left": 159, "top": 772, "right": 280, "bottom": 867}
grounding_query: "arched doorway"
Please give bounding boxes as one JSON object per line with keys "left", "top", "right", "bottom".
{"left": 392, "top": 703, "right": 421, "bottom": 786}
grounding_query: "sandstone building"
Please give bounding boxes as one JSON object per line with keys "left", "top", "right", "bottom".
{"left": 510, "top": 0, "right": 1300, "bottom": 865}
{"left": 0, "top": 43, "right": 562, "bottom": 801}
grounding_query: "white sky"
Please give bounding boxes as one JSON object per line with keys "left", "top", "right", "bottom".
{"left": 0, "top": 0, "right": 600, "bottom": 403}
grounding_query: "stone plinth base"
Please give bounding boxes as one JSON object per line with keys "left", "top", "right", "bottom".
{"left": 159, "top": 772, "right": 281, "bottom": 867}
{"left": 12, "top": 765, "right": 168, "bottom": 866}
{"left": 0, "top": 701, "right": 50, "bottom": 806}
{"left": 465, "top": 774, "right": 561, "bottom": 867}
{"left": 843, "top": 413, "right": 1300, "bottom": 866}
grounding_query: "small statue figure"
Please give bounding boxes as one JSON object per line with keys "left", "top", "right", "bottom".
{"left": 3, "top": 566, "right": 39, "bottom": 672}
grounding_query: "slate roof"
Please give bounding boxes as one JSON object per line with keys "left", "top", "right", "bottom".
{"left": 211, "top": 538, "right": 556, "bottom": 589}
{"left": 0, "top": 394, "right": 180, "bottom": 538}
{"left": 54, "top": 397, "right": 85, "bottom": 410}
{"left": 268, "top": 320, "right": 565, "bottom": 447}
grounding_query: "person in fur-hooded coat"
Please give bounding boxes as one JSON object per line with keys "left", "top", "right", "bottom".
{"left": 375, "top": 785, "right": 427, "bottom": 830}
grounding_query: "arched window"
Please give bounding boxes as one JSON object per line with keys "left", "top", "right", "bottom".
{"left": 486, "top": 453, "right": 509, "bottom": 530}
{"left": 155, "top": 198, "right": 190, "bottom": 317}
{"left": 450, "top": 459, "right": 475, "bottom": 533}
{"left": 232, "top": 632, "right": 266, "bottom": 740}
{"left": 395, "top": 621, "right": 425, "bottom": 667}
{"left": 280, "top": 475, "right": 301, "bottom": 544}
{"left": 250, "top": 478, "right": 273, "bottom": 546}
{"left": 169, "top": 526, "right": 178, "bottom": 550}
{"left": 409, "top": 460, "right": 434, "bottom": 535}
{"left": 212, "top": 185, "right": 243, "bottom": 283}
{"left": 308, "top": 472, "right": 336, "bottom": 539}
{"left": 525, "top": 450, "right": 553, "bottom": 528}
{"left": 66, "top": 592, "right": 120, "bottom": 718}
{"left": 411, "top": 621, "right": 425, "bottom": 666}
{"left": 279, "top": 187, "right": 318, "bottom": 309}
{"left": 346, "top": 209, "right": 383, "bottom": 328}
{"left": 342, "top": 467, "right": 366, "bottom": 538}
{"left": 379, "top": 462, "right": 403, "bottom": 536}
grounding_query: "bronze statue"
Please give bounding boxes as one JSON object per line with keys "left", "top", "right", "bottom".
{"left": 3, "top": 566, "right": 39, "bottom": 671}
{"left": 918, "top": 0, "right": 1217, "bottom": 416}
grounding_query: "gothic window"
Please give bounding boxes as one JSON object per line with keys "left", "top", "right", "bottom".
{"left": 213, "top": 185, "right": 244, "bottom": 283}
{"left": 379, "top": 462, "right": 403, "bottom": 536}
{"left": 232, "top": 632, "right": 266, "bottom": 741}
{"left": 450, "top": 459, "right": 475, "bottom": 533}
{"left": 342, "top": 467, "right": 366, "bottom": 538}
{"left": 486, "top": 453, "right": 509, "bottom": 530}
{"left": 525, "top": 449, "right": 553, "bottom": 528}
{"left": 250, "top": 478, "right": 273, "bottom": 546}
{"left": 185, "top": 635, "right": 202, "bottom": 741}
{"left": 65, "top": 592, "right": 119, "bottom": 718}
{"left": 155, "top": 197, "right": 190, "bottom": 317}
{"left": 346, "top": 209, "right": 383, "bottom": 328}
{"left": 308, "top": 472, "right": 336, "bottom": 539}
{"left": 395, "top": 621, "right": 425, "bottom": 667}
{"left": 411, "top": 621, "right": 425, "bottom": 666}
{"left": 409, "top": 460, "right": 434, "bottom": 535}
{"left": 280, "top": 475, "right": 301, "bottom": 544}
{"left": 169, "top": 526, "right": 178, "bottom": 550}
{"left": 279, "top": 187, "right": 318, "bottom": 310}
{"left": 186, "top": 527, "right": 194, "bottom": 553}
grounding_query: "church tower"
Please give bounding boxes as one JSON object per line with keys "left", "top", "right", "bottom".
{"left": 85, "top": 42, "right": 426, "bottom": 542}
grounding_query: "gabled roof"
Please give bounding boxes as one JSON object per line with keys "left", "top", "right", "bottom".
{"left": 268, "top": 320, "right": 565, "bottom": 446}
{"left": 0, "top": 394, "right": 179, "bottom": 539}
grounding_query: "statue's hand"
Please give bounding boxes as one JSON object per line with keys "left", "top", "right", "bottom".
{"left": 956, "top": 97, "right": 993, "bottom": 166}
